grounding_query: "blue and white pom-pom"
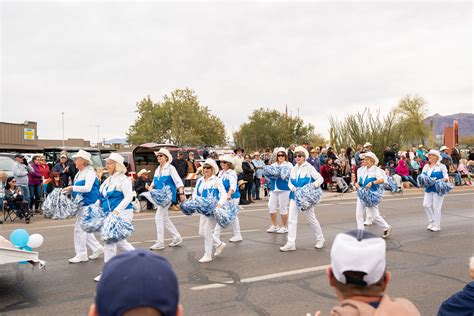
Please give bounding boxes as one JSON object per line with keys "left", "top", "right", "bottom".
{"left": 295, "top": 184, "right": 323, "bottom": 211}
{"left": 150, "top": 186, "right": 172, "bottom": 207}
{"left": 280, "top": 165, "right": 292, "bottom": 181}
{"left": 384, "top": 176, "right": 398, "bottom": 192}
{"left": 357, "top": 187, "right": 384, "bottom": 207}
{"left": 100, "top": 213, "right": 134, "bottom": 244}
{"left": 434, "top": 180, "right": 453, "bottom": 196}
{"left": 263, "top": 165, "right": 280, "bottom": 179}
{"left": 179, "top": 196, "right": 218, "bottom": 217}
{"left": 42, "top": 188, "right": 78, "bottom": 220}
{"left": 214, "top": 201, "right": 240, "bottom": 228}
{"left": 180, "top": 199, "right": 197, "bottom": 216}
{"left": 80, "top": 204, "right": 105, "bottom": 233}
{"left": 417, "top": 174, "right": 436, "bottom": 188}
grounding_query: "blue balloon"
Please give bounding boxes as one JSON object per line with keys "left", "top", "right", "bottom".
{"left": 10, "top": 229, "right": 30, "bottom": 248}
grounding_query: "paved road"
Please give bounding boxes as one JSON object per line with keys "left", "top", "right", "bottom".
{"left": 0, "top": 190, "right": 473, "bottom": 315}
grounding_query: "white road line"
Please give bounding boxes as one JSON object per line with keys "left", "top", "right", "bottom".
{"left": 191, "top": 264, "right": 331, "bottom": 290}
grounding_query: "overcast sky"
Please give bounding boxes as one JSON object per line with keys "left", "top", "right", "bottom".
{"left": 0, "top": 1, "right": 472, "bottom": 144}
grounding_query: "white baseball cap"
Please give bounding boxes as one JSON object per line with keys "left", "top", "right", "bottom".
{"left": 331, "top": 230, "right": 386, "bottom": 286}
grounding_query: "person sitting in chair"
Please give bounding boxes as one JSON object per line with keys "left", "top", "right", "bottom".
{"left": 4, "top": 176, "right": 31, "bottom": 223}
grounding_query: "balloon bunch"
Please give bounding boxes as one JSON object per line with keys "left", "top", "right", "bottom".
{"left": 263, "top": 165, "right": 281, "bottom": 180}
{"left": 9, "top": 229, "right": 44, "bottom": 263}
{"left": 357, "top": 186, "right": 384, "bottom": 207}
{"left": 417, "top": 174, "right": 436, "bottom": 188}
{"left": 42, "top": 189, "right": 79, "bottom": 220}
{"left": 180, "top": 196, "right": 218, "bottom": 217}
{"left": 150, "top": 186, "right": 172, "bottom": 207}
{"left": 279, "top": 165, "right": 292, "bottom": 181}
{"left": 295, "top": 184, "right": 323, "bottom": 211}
{"left": 214, "top": 201, "right": 240, "bottom": 228}
{"left": 434, "top": 180, "right": 453, "bottom": 196}
{"left": 100, "top": 213, "right": 134, "bottom": 244}
{"left": 80, "top": 204, "right": 105, "bottom": 233}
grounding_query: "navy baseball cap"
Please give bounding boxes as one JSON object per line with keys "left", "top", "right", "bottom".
{"left": 96, "top": 249, "right": 179, "bottom": 316}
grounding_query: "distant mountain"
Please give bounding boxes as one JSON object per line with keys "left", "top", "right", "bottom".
{"left": 424, "top": 113, "right": 474, "bottom": 136}
{"left": 104, "top": 138, "right": 128, "bottom": 145}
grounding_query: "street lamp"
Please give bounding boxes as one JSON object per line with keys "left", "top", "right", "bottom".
{"left": 94, "top": 125, "right": 100, "bottom": 149}
{"left": 62, "top": 112, "right": 65, "bottom": 147}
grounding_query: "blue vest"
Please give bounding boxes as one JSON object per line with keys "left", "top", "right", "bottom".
{"left": 359, "top": 175, "right": 380, "bottom": 192}
{"left": 270, "top": 177, "right": 290, "bottom": 192}
{"left": 154, "top": 174, "right": 177, "bottom": 203}
{"left": 101, "top": 190, "right": 133, "bottom": 215}
{"left": 196, "top": 180, "right": 220, "bottom": 200}
{"left": 423, "top": 167, "right": 444, "bottom": 194}
{"left": 289, "top": 175, "right": 314, "bottom": 200}
{"left": 221, "top": 177, "right": 240, "bottom": 199}
{"left": 72, "top": 178, "right": 100, "bottom": 206}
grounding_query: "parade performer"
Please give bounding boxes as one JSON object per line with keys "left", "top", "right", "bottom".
{"left": 63, "top": 150, "right": 104, "bottom": 263}
{"left": 213, "top": 155, "right": 243, "bottom": 243}
{"left": 193, "top": 159, "right": 228, "bottom": 263}
{"left": 280, "top": 146, "right": 325, "bottom": 252}
{"left": 355, "top": 152, "right": 392, "bottom": 238}
{"left": 266, "top": 147, "right": 292, "bottom": 234}
{"left": 94, "top": 153, "right": 135, "bottom": 282}
{"left": 148, "top": 148, "right": 185, "bottom": 250}
{"left": 420, "top": 150, "right": 449, "bottom": 232}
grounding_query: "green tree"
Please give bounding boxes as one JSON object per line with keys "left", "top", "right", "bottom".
{"left": 127, "top": 88, "right": 226, "bottom": 146}
{"left": 233, "top": 108, "right": 325, "bottom": 151}
{"left": 394, "top": 95, "right": 428, "bottom": 145}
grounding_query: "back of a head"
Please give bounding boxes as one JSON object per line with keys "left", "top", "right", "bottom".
{"left": 95, "top": 249, "right": 179, "bottom": 316}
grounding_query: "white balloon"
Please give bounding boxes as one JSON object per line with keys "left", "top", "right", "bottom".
{"left": 27, "top": 234, "right": 44, "bottom": 248}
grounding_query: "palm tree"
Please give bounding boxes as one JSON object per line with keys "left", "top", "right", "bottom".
{"left": 395, "top": 95, "right": 428, "bottom": 145}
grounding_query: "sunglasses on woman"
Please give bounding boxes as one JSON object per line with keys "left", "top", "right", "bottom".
{"left": 277, "top": 154, "right": 286, "bottom": 157}
{"left": 295, "top": 153, "right": 305, "bottom": 158}
{"left": 157, "top": 154, "right": 164, "bottom": 157}
{"left": 202, "top": 166, "right": 212, "bottom": 169}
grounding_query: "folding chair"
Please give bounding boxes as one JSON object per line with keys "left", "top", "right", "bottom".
{"left": 2, "top": 200, "right": 17, "bottom": 222}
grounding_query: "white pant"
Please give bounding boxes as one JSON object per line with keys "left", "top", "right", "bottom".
{"left": 155, "top": 204, "right": 181, "bottom": 245}
{"left": 74, "top": 207, "right": 103, "bottom": 256}
{"left": 356, "top": 198, "right": 390, "bottom": 230}
{"left": 393, "top": 174, "right": 402, "bottom": 188}
{"left": 268, "top": 190, "right": 290, "bottom": 214}
{"left": 199, "top": 215, "right": 220, "bottom": 257}
{"left": 334, "top": 177, "right": 348, "bottom": 191}
{"left": 286, "top": 200, "right": 324, "bottom": 247}
{"left": 423, "top": 192, "right": 444, "bottom": 227}
{"left": 213, "top": 198, "right": 241, "bottom": 243}
{"left": 104, "top": 209, "right": 135, "bottom": 262}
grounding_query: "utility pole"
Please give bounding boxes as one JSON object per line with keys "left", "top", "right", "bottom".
{"left": 94, "top": 125, "right": 100, "bottom": 149}
{"left": 62, "top": 112, "right": 65, "bottom": 147}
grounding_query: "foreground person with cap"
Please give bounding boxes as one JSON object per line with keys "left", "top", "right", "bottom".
{"left": 280, "top": 146, "right": 325, "bottom": 252}
{"left": 148, "top": 148, "right": 185, "bottom": 250}
{"left": 88, "top": 249, "right": 182, "bottom": 316}
{"left": 214, "top": 154, "right": 243, "bottom": 243}
{"left": 267, "top": 147, "right": 292, "bottom": 234}
{"left": 355, "top": 152, "right": 392, "bottom": 238}
{"left": 312, "top": 229, "right": 420, "bottom": 315}
{"left": 94, "top": 153, "right": 135, "bottom": 282}
{"left": 421, "top": 149, "right": 449, "bottom": 232}
{"left": 63, "top": 150, "right": 104, "bottom": 263}
{"left": 192, "top": 159, "right": 228, "bottom": 263}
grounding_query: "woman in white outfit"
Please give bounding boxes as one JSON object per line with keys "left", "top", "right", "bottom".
{"left": 94, "top": 153, "right": 135, "bottom": 282}
{"left": 421, "top": 149, "right": 449, "bottom": 232}
{"left": 62, "top": 150, "right": 103, "bottom": 263}
{"left": 355, "top": 152, "right": 392, "bottom": 238}
{"left": 213, "top": 154, "right": 243, "bottom": 243}
{"left": 267, "top": 147, "right": 292, "bottom": 234}
{"left": 149, "top": 148, "right": 185, "bottom": 250}
{"left": 193, "top": 159, "right": 228, "bottom": 263}
{"left": 280, "top": 146, "right": 325, "bottom": 252}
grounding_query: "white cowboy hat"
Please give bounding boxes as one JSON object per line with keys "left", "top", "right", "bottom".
{"left": 203, "top": 158, "right": 219, "bottom": 175}
{"left": 72, "top": 149, "right": 92, "bottom": 163}
{"left": 154, "top": 148, "right": 172, "bottom": 162}
{"left": 274, "top": 147, "right": 287, "bottom": 155}
{"left": 105, "top": 153, "right": 126, "bottom": 170}
{"left": 294, "top": 146, "right": 309, "bottom": 160}
{"left": 439, "top": 145, "right": 449, "bottom": 152}
{"left": 363, "top": 152, "right": 379, "bottom": 165}
{"left": 427, "top": 149, "right": 442, "bottom": 163}
{"left": 363, "top": 142, "right": 372, "bottom": 148}
{"left": 219, "top": 154, "right": 235, "bottom": 168}
{"left": 137, "top": 169, "right": 151, "bottom": 177}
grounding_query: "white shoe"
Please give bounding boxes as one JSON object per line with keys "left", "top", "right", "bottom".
{"left": 214, "top": 242, "right": 227, "bottom": 257}
{"left": 427, "top": 222, "right": 434, "bottom": 230}
{"left": 89, "top": 248, "right": 104, "bottom": 260}
{"left": 229, "top": 235, "right": 243, "bottom": 243}
{"left": 429, "top": 225, "right": 441, "bottom": 232}
{"left": 314, "top": 239, "right": 325, "bottom": 249}
{"left": 266, "top": 225, "right": 280, "bottom": 233}
{"left": 276, "top": 226, "right": 288, "bottom": 234}
{"left": 150, "top": 243, "right": 165, "bottom": 250}
{"left": 383, "top": 226, "right": 393, "bottom": 238}
{"left": 68, "top": 254, "right": 89, "bottom": 263}
{"left": 169, "top": 237, "right": 183, "bottom": 247}
{"left": 364, "top": 218, "right": 373, "bottom": 226}
{"left": 198, "top": 255, "right": 213, "bottom": 263}
{"left": 279, "top": 244, "right": 296, "bottom": 252}
{"left": 94, "top": 274, "right": 101, "bottom": 282}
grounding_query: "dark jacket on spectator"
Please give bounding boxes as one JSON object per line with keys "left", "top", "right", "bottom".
{"left": 307, "top": 156, "right": 320, "bottom": 172}
{"left": 46, "top": 181, "right": 63, "bottom": 194}
{"left": 28, "top": 163, "right": 43, "bottom": 185}
{"left": 450, "top": 147, "right": 461, "bottom": 164}
{"left": 172, "top": 158, "right": 188, "bottom": 178}
{"left": 438, "top": 281, "right": 474, "bottom": 316}
{"left": 241, "top": 161, "right": 255, "bottom": 183}
{"left": 320, "top": 163, "right": 335, "bottom": 184}
{"left": 52, "top": 162, "right": 73, "bottom": 186}
{"left": 135, "top": 177, "right": 151, "bottom": 195}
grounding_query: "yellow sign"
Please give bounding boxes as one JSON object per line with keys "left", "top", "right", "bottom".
{"left": 24, "top": 128, "right": 35, "bottom": 140}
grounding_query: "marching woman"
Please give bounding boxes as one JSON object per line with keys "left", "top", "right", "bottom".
{"left": 63, "top": 150, "right": 104, "bottom": 263}
{"left": 94, "top": 153, "right": 135, "bottom": 281}
{"left": 280, "top": 146, "right": 325, "bottom": 252}
{"left": 267, "top": 147, "right": 292, "bottom": 234}
{"left": 421, "top": 150, "right": 449, "bottom": 232}
{"left": 148, "top": 148, "right": 185, "bottom": 250}
{"left": 355, "top": 152, "right": 392, "bottom": 238}
{"left": 194, "top": 159, "right": 228, "bottom": 263}
{"left": 213, "top": 154, "right": 243, "bottom": 243}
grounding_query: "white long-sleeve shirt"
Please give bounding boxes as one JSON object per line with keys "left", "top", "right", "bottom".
{"left": 149, "top": 163, "right": 184, "bottom": 189}
{"left": 192, "top": 175, "right": 227, "bottom": 205}
{"left": 99, "top": 173, "right": 133, "bottom": 212}
{"left": 72, "top": 166, "right": 97, "bottom": 193}
{"left": 288, "top": 161, "right": 323, "bottom": 191}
